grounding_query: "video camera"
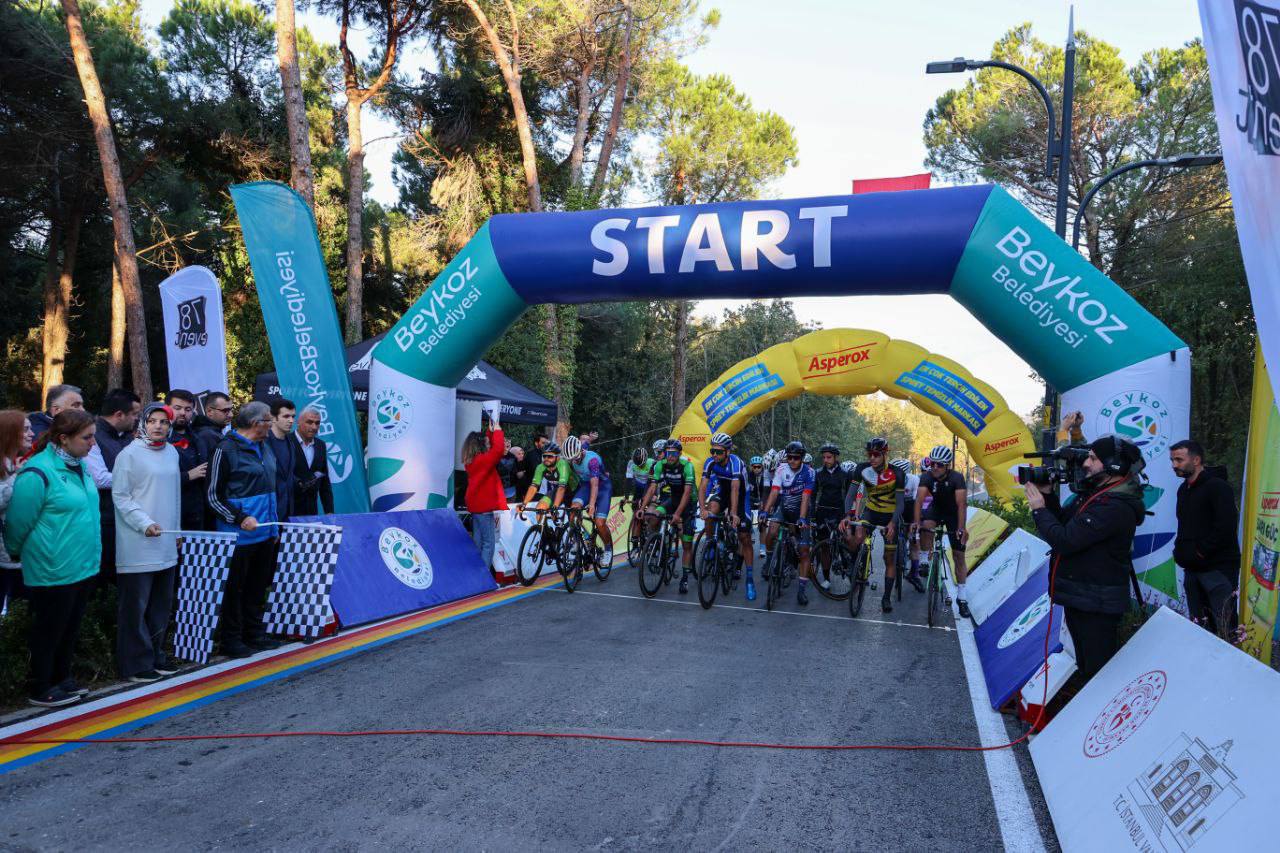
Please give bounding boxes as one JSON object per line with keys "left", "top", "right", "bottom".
{"left": 1016, "top": 445, "right": 1093, "bottom": 493}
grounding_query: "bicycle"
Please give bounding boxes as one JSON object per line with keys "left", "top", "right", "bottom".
{"left": 924, "top": 539, "right": 954, "bottom": 628}
{"left": 844, "top": 519, "right": 890, "bottom": 619}
{"left": 622, "top": 497, "right": 646, "bottom": 568}
{"left": 695, "top": 512, "right": 743, "bottom": 609}
{"left": 761, "top": 522, "right": 802, "bottom": 612}
{"left": 638, "top": 510, "right": 683, "bottom": 598}
{"left": 810, "top": 518, "right": 855, "bottom": 601}
{"left": 515, "top": 505, "right": 572, "bottom": 587}
{"left": 561, "top": 506, "right": 613, "bottom": 586}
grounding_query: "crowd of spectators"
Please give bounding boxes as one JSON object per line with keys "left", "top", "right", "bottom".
{"left": 0, "top": 385, "right": 336, "bottom": 708}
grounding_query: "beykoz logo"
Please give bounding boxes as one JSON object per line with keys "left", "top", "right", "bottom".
{"left": 372, "top": 387, "right": 412, "bottom": 442}
{"left": 378, "top": 527, "right": 433, "bottom": 589}
{"left": 326, "top": 439, "right": 354, "bottom": 484}
{"left": 174, "top": 295, "right": 208, "bottom": 349}
{"left": 1233, "top": 0, "right": 1280, "bottom": 156}
{"left": 998, "top": 592, "right": 1053, "bottom": 649}
{"left": 1096, "top": 390, "right": 1170, "bottom": 460}
{"left": 1084, "top": 670, "right": 1167, "bottom": 758}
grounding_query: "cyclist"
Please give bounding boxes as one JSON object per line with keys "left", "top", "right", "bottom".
{"left": 913, "top": 445, "right": 971, "bottom": 618}
{"left": 761, "top": 440, "right": 815, "bottom": 606}
{"left": 890, "top": 458, "right": 926, "bottom": 593}
{"left": 812, "top": 442, "right": 852, "bottom": 592}
{"left": 698, "top": 433, "right": 757, "bottom": 600}
{"left": 641, "top": 438, "right": 698, "bottom": 593}
{"left": 625, "top": 446, "right": 654, "bottom": 507}
{"left": 563, "top": 435, "right": 614, "bottom": 567}
{"left": 748, "top": 455, "right": 768, "bottom": 559}
{"left": 840, "top": 436, "right": 905, "bottom": 613}
{"left": 518, "top": 441, "right": 574, "bottom": 519}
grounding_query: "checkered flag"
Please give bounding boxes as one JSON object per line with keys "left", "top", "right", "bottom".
{"left": 172, "top": 531, "right": 238, "bottom": 664}
{"left": 265, "top": 523, "right": 343, "bottom": 638}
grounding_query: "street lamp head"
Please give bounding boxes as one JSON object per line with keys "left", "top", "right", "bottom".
{"left": 926, "top": 58, "right": 973, "bottom": 74}
{"left": 1167, "top": 153, "right": 1224, "bottom": 169}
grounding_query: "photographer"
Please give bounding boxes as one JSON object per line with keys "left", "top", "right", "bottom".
{"left": 1023, "top": 431, "right": 1146, "bottom": 685}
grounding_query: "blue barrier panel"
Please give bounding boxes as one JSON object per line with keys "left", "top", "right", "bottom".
{"left": 295, "top": 509, "right": 497, "bottom": 626}
{"left": 974, "top": 558, "right": 1063, "bottom": 710}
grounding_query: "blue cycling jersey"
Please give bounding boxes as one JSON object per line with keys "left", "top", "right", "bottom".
{"left": 570, "top": 450, "right": 610, "bottom": 483}
{"left": 702, "top": 453, "right": 746, "bottom": 491}
{"left": 770, "top": 463, "right": 815, "bottom": 513}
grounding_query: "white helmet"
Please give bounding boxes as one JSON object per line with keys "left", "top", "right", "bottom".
{"left": 927, "top": 445, "right": 954, "bottom": 466}
{"left": 652, "top": 438, "right": 667, "bottom": 455}
{"left": 889, "top": 458, "right": 911, "bottom": 475}
{"left": 562, "top": 435, "right": 584, "bottom": 461}
{"left": 840, "top": 460, "right": 856, "bottom": 473}
{"left": 710, "top": 432, "right": 733, "bottom": 449}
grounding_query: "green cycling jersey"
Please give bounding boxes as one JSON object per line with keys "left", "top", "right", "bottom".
{"left": 531, "top": 458, "right": 577, "bottom": 496}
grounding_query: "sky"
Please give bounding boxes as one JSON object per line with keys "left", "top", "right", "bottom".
{"left": 137, "top": 0, "right": 1206, "bottom": 416}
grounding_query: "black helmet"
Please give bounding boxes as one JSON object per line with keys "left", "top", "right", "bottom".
{"left": 1090, "top": 434, "right": 1144, "bottom": 477}
{"left": 819, "top": 442, "right": 839, "bottom": 456}
{"left": 632, "top": 447, "right": 647, "bottom": 465}
{"left": 784, "top": 440, "right": 806, "bottom": 457}
{"left": 866, "top": 436, "right": 889, "bottom": 453}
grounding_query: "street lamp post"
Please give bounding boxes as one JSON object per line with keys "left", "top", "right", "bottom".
{"left": 1072, "top": 154, "right": 1225, "bottom": 251}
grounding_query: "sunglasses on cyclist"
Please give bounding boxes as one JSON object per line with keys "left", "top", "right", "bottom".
{"left": 786, "top": 454, "right": 803, "bottom": 461}
{"left": 928, "top": 461, "right": 946, "bottom": 469}
{"left": 711, "top": 447, "right": 727, "bottom": 455}
{"left": 542, "top": 453, "right": 557, "bottom": 460}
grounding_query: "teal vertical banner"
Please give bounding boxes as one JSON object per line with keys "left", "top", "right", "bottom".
{"left": 230, "top": 181, "right": 370, "bottom": 513}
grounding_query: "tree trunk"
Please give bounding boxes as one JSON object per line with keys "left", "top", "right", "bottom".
{"left": 590, "top": 2, "right": 632, "bottom": 199}
{"left": 343, "top": 95, "right": 365, "bottom": 343}
{"left": 108, "top": 258, "right": 125, "bottom": 389}
{"left": 672, "top": 299, "right": 688, "bottom": 415}
{"left": 41, "top": 211, "right": 65, "bottom": 401}
{"left": 276, "top": 0, "right": 314, "bottom": 208}
{"left": 61, "top": 0, "right": 152, "bottom": 400}
{"left": 567, "top": 60, "right": 594, "bottom": 188}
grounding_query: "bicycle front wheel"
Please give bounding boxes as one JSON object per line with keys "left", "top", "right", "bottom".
{"left": 927, "top": 555, "right": 942, "bottom": 627}
{"left": 639, "top": 532, "right": 665, "bottom": 598}
{"left": 627, "top": 515, "right": 645, "bottom": 567}
{"left": 592, "top": 530, "right": 612, "bottom": 582}
{"left": 558, "top": 526, "right": 584, "bottom": 593}
{"left": 814, "top": 538, "right": 854, "bottom": 601}
{"left": 516, "top": 525, "right": 546, "bottom": 586}
{"left": 763, "top": 547, "right": 783, "bottom": 611}
{"left": 696, "top": 535, "right": 720, "bottom": 610}
{"left": 849, "top": 545, "right": 871, "bottom": 618}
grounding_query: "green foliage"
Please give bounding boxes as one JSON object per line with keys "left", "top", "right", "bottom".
{"left": 980, "top": 496, "right": 1037, "bottom": 535}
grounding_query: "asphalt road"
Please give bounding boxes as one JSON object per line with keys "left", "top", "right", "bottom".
{"left": 1, "top": 561, "right": 1059, "bottom": 851}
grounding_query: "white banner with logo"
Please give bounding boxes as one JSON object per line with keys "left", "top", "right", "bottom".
{"left": 1200, "top": 0, "right": 1280, "bottom": 407}
{"left": 1030, "top": 607, "right": 1280, "bottom": 851}
{"left": 366, "top": 363, "right": 457, "bottom": 512}
{"left": 159, "top": 266, "right": 228, "bottom": 406}
{"left": 1061, "top": 348, "right": 1192, "bottom": 609}
{"left": 966, "top": 528, "right": 1049, "bottom": 625}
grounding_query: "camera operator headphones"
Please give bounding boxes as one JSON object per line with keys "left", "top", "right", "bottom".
{"left": 1089, "top": 434, "right": 1145, "bottom": 477}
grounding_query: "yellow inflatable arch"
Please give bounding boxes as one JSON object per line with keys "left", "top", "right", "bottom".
{"left": 671, "top": 328, "right": 1035, "bottom": 500}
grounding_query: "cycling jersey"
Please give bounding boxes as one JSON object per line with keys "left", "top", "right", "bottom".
{"left": 919, "top": 469, "right": 965, "bottom": 517}
{"left": 770, "top": 463, "right": 814, "bottom": 515}
{"left": 531, "top": 459, "right": 575, "bottom": 496}
{"left": 653, "top": 456, "right": 696, "bottom": 498}
{"left": 850, "top": 461, "right": 904, "bottom": 515}
{"left": 703, "top": 453, "right": 747, "bottom": 493}
{"left": 569, "top": 450, "right": 610, "bottom": 483}
{"left": 747, "top": 471, "right": 767, "bottom": 509}
{"left": 902, "top": 472, "right": 920, "bottom": 505}
{"left": 626, "top": 458, "right": 654, "bottom": 486}
{"left": 812, "top": 464, "right": 851, "bottom": 515}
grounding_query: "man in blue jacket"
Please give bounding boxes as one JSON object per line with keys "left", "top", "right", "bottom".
{"left": 207, "top": 401, "right": 279, "bottom": 658}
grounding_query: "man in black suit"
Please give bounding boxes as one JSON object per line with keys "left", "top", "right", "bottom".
{"left": 292, "top": 406, "right": 334, "bottom": 517}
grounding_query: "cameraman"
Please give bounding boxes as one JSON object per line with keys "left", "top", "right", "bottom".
{"left": 1023, "top": 433, "right": 1146, "bottom": 684}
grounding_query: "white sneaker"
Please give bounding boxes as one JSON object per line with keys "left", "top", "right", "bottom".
{"left": 758, "top": 547, "right": 767, "bottom": 558}
{"left": 603, "top": 549, "right": 613, "bottom": 564}
{"left": 817, "top": 576, "right": 831, "bottom": 591}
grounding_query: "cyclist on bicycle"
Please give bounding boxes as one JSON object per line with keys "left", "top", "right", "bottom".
{"left": 890, "top": 457, "right": 926, "bottom": 593}
{"left": 626, "top": 446, "right": 654, "bottom": 507}
{"left": 913, "top": 444, "right": 971, "bottom": 618}
{"left": 642, "top": 438, "right": 697, "bottom": 593}
{"left": 563, "top": 435, "right": 614, "bottom": 567}
{"left": 812, "top": 442, "right": 852, "bottom": 592}
{"left": 518, "top": 442, "right": 575, "bottom": 518}
{"left": 748, "top": 455, "right": 768, "bottom": 559}
{"left": 697, "top": 433, "right": 757, "bottom": 600}
{"left": 840, "top": 436, "right": 905, "bottom": 613}
{"left": 761, "top": 440, "right": 815, "bottom": 606}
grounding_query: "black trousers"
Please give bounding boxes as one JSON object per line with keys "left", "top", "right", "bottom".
{"left": 27, "top": 578, "right": 93, "bottom": 698}
{"left": 1064, "top": 607, "right": 1123, "bottom": 683}
{"left": 219, "top": 540, "right": 276, "bottom": 646}
{"left": 117, "top": 567, "right": 176, "bottom": 677}
{"left": 1183, "top": 569, "right": 1238, "bottom": 637}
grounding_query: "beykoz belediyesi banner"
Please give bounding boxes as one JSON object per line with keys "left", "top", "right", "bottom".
{"left": 231, "top": 182, "right": 370, "bottom": 513}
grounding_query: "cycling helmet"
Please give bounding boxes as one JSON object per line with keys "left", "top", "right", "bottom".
{"left": 665, "top": 438, "right": 683, "bottom": 453}
{"left": 710, "top": 432, "right": 733, "bottom": 449}
{"left": 927, "top": 445, "right": 954, "bottom": 466}
{"left": 819, "top": 442, "right": 839, "bottom": 456}
{"left": 632, "top": 447, "right": 647, "bottom": 465}
{"left": 562, "top": 435, "right": 584, "bottom": 461}
{"left": 543, "top": 442, "right": 561, "bottom": 456}
{"left": 804, "top": 453, "right": 813, "bottom": 464}
{"left": 889, "top": 458, "right": 911, "bottom": 475}
{"left": 866, "top": 436, "right": 889, "bottom": 453}
{"left": 840, "top": 460, "right": 856, "bottom": 473}
{"left": 750, "top": 455, "right": 763, "bottom": 465}
{"left": 652, "top": 438, "right": 668, "bottom": 455}
{"left": 784, "top": 440, "right": 806, "bottom": 457}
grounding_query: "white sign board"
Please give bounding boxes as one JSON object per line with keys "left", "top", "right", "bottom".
{"left": 1030, "top": 607, "right": 1280, "bottom": 852}
{"left": 967, "top": 527, "right": 1048, "bottom": 625}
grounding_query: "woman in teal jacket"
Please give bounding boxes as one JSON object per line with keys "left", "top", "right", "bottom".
{"left": 3, "top": 410, "right": 100, "bottom": 707}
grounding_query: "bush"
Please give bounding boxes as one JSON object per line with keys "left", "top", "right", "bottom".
{"left": 0, "top": 586, "right": 120, "bottom": 707}
{"left": 979, "top": 496, "right": 1036, "bottom": 535}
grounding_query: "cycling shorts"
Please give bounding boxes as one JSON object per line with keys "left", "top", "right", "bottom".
{"left": 655, "top": 496, "right": 696, "bottom": 539}
{"left": 922, "top": 507, "right": 965, "bottom": 552}
{"left": 571, "top": 477, "right": 612, "bottom": 519}
{"left": 767, "top": 506, "right": 812, "bottom": 546}
{"left": 858, "top": 507, "right": 896, "bottom": 530}
{"left": 632, "top": 482, "right": 650, "bottom": 505}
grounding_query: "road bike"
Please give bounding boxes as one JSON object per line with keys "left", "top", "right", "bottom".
{"left": 811, "top": 518, "right": 856, "bottom": 601}
{"left": 515, "top": 505, "right": 570, "bottom": 587}
{"left": 561, "top": 506, "right": 613, "bottom": 587}
{"left": 695, "top": 512, "right": 743, "bottom": 609}
{"left": 638, "top": 510, "right": 684, "bottom": 598}
{"left": 924, "top": 539, "right": 954, "bottom": 628}
{"left": 621, "top": 497, "right": 647, "bottom": 568}
{"left": 845, "top": 519, "right": 891, "bottom": 619}
{"left": 761, "top": 521, "right": 802, "bottom": 612}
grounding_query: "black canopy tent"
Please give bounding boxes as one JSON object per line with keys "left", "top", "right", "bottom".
{"left": 252, "top": 333, "right": 557, "bottom": 425}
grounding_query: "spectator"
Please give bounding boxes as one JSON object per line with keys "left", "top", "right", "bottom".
{"left": 86, "top": 388, "right": 141, "bottom": 583}
{"left": 165, "top": 390, "right": 209, "bottom": 531}
{"left": 1024, "top": 429, "right": 1146, "bottom": 686}
{"left": 28, "top": 384, "right": 84, "bottom": 440}
{"left": 193, "top": 392, "right": 233, "bottom": 460}
{"left": 292, "top": 407, "right": 334, "bottom": 517}
{"left": 1170, "top": 440, "right": 1241, "bottom": 635}
{"left": 462, "top": 416, "right": 506, "bottom": 571}
{"left": 1, "top": 410, "right": 34, "bottom": 616}
{"left": 498, "top": 437, "right": 517, "bottom": 502}
{"left": 511, "top": 445, "right": 534, "bottom": 499}
{"left": 265, "top": 398, "right": 298, "bottom": 520}
{"left": 112, "top": 404, "right": 181, "bottom": 683}
{"left": 3, "top": 410, "right": 100, "bottom": 707}
{"left": 207, "top": 401, "right": 280, "bottom": 658}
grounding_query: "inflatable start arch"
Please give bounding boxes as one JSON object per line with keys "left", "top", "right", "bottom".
{"left": 669, "top": 328, "right": 1034, "bottom": 500}
{"left": 366, "top": 184, "right": 1191, "bottom": 603}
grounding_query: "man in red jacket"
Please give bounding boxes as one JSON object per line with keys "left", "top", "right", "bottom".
{"left": 462, "top": 410, "right": 507, "bottom": 572}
